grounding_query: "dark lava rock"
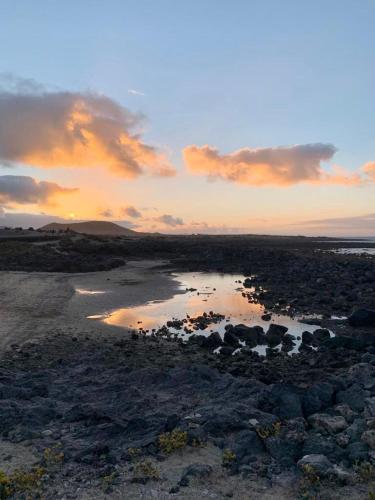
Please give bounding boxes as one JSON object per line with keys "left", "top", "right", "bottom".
{"left": 224, "top": 330, "right": 240, "bottom": 348}
{"left": 266, "top": 438, "right": 303, "bottom": 468}
{"left": 336, "top": 384, "right": 366, "bottom": 412}
{"left": 302, "top": 331, "right": 314, "bottom": 344}
{"left": 179, "top": 463, "right": 212, "bottom": 487}
{"left": 165, "top": 414, "right": 180, "bottom": 432}
{"left": 297, "top": 454, "right": 333, "bottom": 477}
{"left": 313, "top": 329, "right": 331, "bottom": 343}
{"left": 348, "top": 309, "right": 375, "bottom": 327}
{"left": 323, "top": 336, "right": 364, "bottom": 351}
{"left": 266, "top": 324, "right": 288, "bottom": 347}
{"left": 231, "top": 430, "right": 264, "bottom": 461}
{"left": 219, "top": 346, "right": 235, "bottom": 356}
{"left": 243, "top": 278, "right": 252, "bottom": 288}
{"left": 264, "top": 385, "right": 303, "bottom": 419}
{"left": 230, "top": 324, "right": 265, "bottom": 347}
{"left": 203, "top": 332, "right": 223, "bottom": 349}
{"left": 261, "top": 314, "right": 272, "bottom": 321}
{"left": 361, "top": 352, "right": 375, "bottom": 365}
{"left": 346, "top": 441, "right": 369, "bottom": 463}
{"left": 302, "top": 434, "right": 345, "bottom": 463}
{"left": 302, "top": 383, "right": 335, "bottom": 416}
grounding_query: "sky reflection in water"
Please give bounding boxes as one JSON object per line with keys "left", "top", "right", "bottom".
{"left": 97, "top": 272, "right": 329, "bottom": 355}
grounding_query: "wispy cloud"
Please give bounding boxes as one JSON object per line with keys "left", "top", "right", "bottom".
{"left": 183, "top": 143, "right": 364, "bottom": 186}
{"left": 295, "top": 213, "right": 375, "bottom": 236}
{"left": 0, "top": 76, "right": 174, "bottom": 178}
{"left": 128, "top": 89, "right": 145, "bottom": 96}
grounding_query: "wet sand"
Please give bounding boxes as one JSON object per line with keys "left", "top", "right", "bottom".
{"left": 0, "top": 260, "right": 181, "bottom": 351}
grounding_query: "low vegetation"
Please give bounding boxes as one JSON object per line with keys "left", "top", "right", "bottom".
{"left": 256, "top": 421, "right": 282, "bottom": 439}
{"left": 222, "top": 449, "right": 236, "bottom": 467}
{"left": 0, "top": 466, "right": 46, "bottom": 499}
{"left": 133, "top": 460, "right": 160, "bottom": 482}
{"left": 158, "top": 429, "right": 188, "bottom": 454}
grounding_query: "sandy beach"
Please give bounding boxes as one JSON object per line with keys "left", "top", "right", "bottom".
{"left": 0, "top": 260, "right": 181, "bottom": 352}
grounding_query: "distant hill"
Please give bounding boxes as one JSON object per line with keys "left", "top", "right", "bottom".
{"left": 40, "top": 221, "right": 141, "bottom": 237}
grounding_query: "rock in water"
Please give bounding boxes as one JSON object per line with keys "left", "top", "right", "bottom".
{"left": 229, "top": 324, "right": 265, "bottom": 347}
{"left": 313, "top": 329, "right": 331, "bottom": 343}
{"left": 266, "top": 324, "right": 288, "bottom": 346}
{"left": 348, "top": 309, "right": 375, "bottom": 327}
{"left": 203, "top": 331, "right": 223, "bottom": 349}
{"left": 224, "top": 330, "right": 240, "bottom": 348}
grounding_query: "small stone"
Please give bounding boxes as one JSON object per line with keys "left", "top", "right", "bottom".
{"left": 41, "top": 429, "right": 53, "bottom": 437}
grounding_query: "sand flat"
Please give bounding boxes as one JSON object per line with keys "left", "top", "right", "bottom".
{"left": 0, "top": 260, "right": 181, "bottom": 351}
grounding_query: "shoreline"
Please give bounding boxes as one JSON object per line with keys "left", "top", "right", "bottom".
{"left": 0, "top": 260, "right": 182, "bottom": 352}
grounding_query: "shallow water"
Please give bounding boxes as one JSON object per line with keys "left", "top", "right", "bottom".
{"left": 332, "top": 248, "right": 375, "bottom": 255}
{"left": 83, "top": 272, "right": 331, "bottom": 355}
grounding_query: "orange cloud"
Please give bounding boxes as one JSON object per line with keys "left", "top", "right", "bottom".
{"left": 183, "top": 144, "right": 361, "bottom": 186}
{"left": 0, "top": 175, "right": 77, "bottom": 206}
{"left": 363, "top": 162, "right": 375, "bottom": 181}
{"left": 0, "top": 88, "right": 174, "bottom": 178}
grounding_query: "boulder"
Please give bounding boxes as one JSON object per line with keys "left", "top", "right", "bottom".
{"left": 348, "top": 309, "right": 375, "bottom": 327}
{"left": 333, "top": 404, "right": 358, "bottom": 424}
{"left": 336, "top": 384, "right": 366, "bottom": 412}
{"left": 266, "top": 324, "right": 288, "bottom": 347}
{"left": 313, "top": 329, "right": 331, "bottom": 343}
{"left": 346, "top": 418, "right": 366, "bottom": 443}
{"left": 232, "top": 430, "right": 265, "bottom": 461}
{"left": 203, "top": 332, "right": 223, "bottom": 349}
{"left": 323, "top": 336, "right": 364, "bottom": 350}
{"left": 219, "top": 346, "right": 235, "bottom": 356}
{"left": 230, "top": 324, "right": 265, "bottom": 347}
{"left": 361, "top": 430, "right": 375, "bottom": 449}
{"left": 302, "top": 331, "right": 314, "bottom": 344}
{"left": 179, "top": 463, "right": 212, "bottom": 487}
{"left": 267, "top": 385, "right": 303, "bottom": 419}
{"left": 297, "top": 454, "right": 333, "bottom": 477}
{"left": 308, "top": 413, "right": 348, "bottom": 434}
{"left": 223, "top": 330, "right": 240, "bottom": 348}
{"left": 346, "top": 441, "right": 369, "bottom": 463}
{"left": 361, "top": 353, "right": 375, "bottom": 365}
{"left": 302, "top": 434, "right": 345, "bottom": 463}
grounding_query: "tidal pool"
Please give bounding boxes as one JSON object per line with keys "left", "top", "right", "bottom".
{"left": 332, "top": 248, "right": 375, "bottom": 256}
{"left": 85, "top": 272, "right": 332, "bottom": 355}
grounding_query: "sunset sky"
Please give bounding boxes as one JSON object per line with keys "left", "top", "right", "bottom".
{"left": 0, "top": 0, "right": 374, "bottom": 235}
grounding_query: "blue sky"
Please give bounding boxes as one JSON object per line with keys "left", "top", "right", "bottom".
{"left": 0, "top": 1, "right": 374, "bottom": 234}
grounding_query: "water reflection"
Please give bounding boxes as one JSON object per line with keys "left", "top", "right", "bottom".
{"left": 331, "top": 248, "right": 375, "bottom": 255}
{"left": 94, "top": 272, "right": 331, "bottom": 355}
{"left": 76, "top": 288, "right": 107, "bottom": 295}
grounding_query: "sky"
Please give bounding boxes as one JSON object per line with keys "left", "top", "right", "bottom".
{"left": 0, "top": 0, "right": 374, "bottom": 236}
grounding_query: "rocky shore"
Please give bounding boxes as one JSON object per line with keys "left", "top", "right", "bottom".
{"left": 0, "top": 235, "right": 374, "bottom": 498}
